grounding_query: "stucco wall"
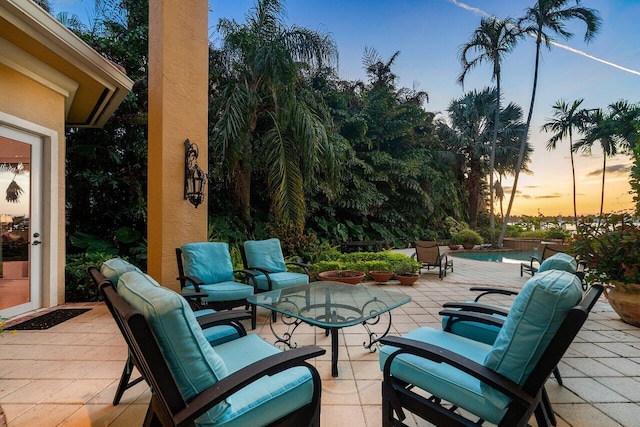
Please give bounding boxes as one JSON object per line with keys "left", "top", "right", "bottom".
{"left": 148, "top": 0, "right": 209, "bottom": 289}
{"left": 0, "top": 63, "right": 66, "bottom": 306}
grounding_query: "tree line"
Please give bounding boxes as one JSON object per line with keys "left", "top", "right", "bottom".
{"left": 43, "top": 0, "right": 638, "bottom": 261}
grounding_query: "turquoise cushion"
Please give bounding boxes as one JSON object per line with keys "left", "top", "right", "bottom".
{"left": 200, "top": 334, "right": 315, "bottom": 427}
{"left": 482, "top": 270, "right": 582, "bottom": 407}
{"left": 182, "top": 281, "right": 254, "bottom": 302}
{"left": 538, "top": 252, "right": 577, "bottom": 274}
{"left": 117, "top": 271, "right": 229, "bottom": 423}
{"left": 100, "top": 258, "right": 143, "bottom": 285}
{"left": 379, "top": 327, "right": 507, "bottom": 425}
{"left": 181, "top": 242, "right": 235, "bottom": 284}
{"left": 193, "top": 310, "right": 241, "bottom": 347}
{"left": 253, "top": 272, "right": 309, "bottom": 291}
{"left": 243, "top": 238, "right": 287, "bottom": 273}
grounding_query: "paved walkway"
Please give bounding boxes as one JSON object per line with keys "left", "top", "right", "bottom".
{"left": 1, "top": 256, "right": 639, "bottom": 426}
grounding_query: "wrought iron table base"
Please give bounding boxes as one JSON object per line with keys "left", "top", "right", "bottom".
{"left": 268, "top": 309, "right": 393, "bottom": 377}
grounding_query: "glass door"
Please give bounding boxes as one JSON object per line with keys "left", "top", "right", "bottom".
{"left": 0, "top": 126, "right": 42, "bottom": 318}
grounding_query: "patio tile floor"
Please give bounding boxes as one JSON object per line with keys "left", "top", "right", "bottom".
{"left": 1, "top": 256, "right": 638, "bottom": 426}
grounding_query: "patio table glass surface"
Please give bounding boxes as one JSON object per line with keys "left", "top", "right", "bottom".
{"left": 247, "top": 281, "right": 411, "bottom": 327}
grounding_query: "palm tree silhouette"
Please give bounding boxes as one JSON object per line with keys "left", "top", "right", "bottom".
{"left": 498, "top": 0, "right": 601, "bottom": 246}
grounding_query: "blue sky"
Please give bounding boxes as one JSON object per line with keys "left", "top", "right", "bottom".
{"left": 54, "top": 0, "right": 640, "bottom": 217}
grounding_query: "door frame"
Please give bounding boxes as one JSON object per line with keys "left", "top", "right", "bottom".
{"left": 0, "top": 111, "right": 59, "bottom": 318}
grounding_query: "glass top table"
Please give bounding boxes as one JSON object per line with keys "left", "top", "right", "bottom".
{"left": 247, "top": 281, "right": 411, "bottom": 377}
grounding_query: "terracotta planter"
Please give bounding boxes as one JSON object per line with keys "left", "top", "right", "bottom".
{"left": 462, "top": 243, "right": 475, "bottom": 250}
{"left": 606, "top": 281, "right": 640, "bottom": 327}
{"left": 369, "top": 270, "right": 394, "bottom": 284}
{"left": 448, "top": 244, "right": 460, "bottom": 250}
{"left": 396, "top": 274, "right": 419, "bottom": 286}
{"left": 318, "top": 270, "right": 365, "bottom": 285}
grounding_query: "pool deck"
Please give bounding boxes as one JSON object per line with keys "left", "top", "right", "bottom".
{"left": 1, "top": 255, "right": 639, "bottom": 426}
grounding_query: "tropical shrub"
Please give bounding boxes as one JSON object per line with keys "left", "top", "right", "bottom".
{"left": 569, "top": 214, "right": 640, "bottom": 284}
{"left": 65, "top": 252, "right": 119, "bottom": 302}
{"left": 450, "top": 229, "right": 483, "bottom": 245}
{"left": 308, "top": 251, "right": 416, "bottom": 279}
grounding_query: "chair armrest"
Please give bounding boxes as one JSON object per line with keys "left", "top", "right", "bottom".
{"left": 233, "top": 269, "right": 258, "bottom": 283}
{"left": 469, "top": 286, "right": 519, "bottom": 302}
{"left": 439, "top": 309, "right": 506, "bottom": 328}
{"left": 182, "top": 292, "right": 209, "bottom": 310}
{"left": 442, "top": 302, "right": 509, "bottom": 317}
{"left": 177, "top": 275, "right": 204, "bottom": 291}
{"left": 380, "top": 336, "right": 534, "bottom": 409}
{"left": 196, "top": 310, "right": 251, "bottom": 328}
{"left": 248, "top": 267, "right": 274, "bottom": 275}
{"left": 173, "top": 345, "right": 326, "bottom": 426}
{"left": 286, "top": 262, "right": 310, "bottom": 274}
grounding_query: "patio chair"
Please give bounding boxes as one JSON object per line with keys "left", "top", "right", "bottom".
{"left": 176, "top": 242, "right": 257, "bottom": 329}
{"left": 97, "top": 267, "right": 325, "bottom": 427}
{"left": 412, "top": 240, "right": 453, "bottom": 279}
{"left": 521, "top": 242, "right": 569, "bottom": 276}
{"left": 240, "top": 238, "right": 310, "bottom": 322}
{"left": 379, "top": 269, "right": 603, "bottom": 427}
{"left": 89, "top": 259, "right": 249, "bottom": 406}
{"left": 440, "top": 253, "right": 581, "bottom": 386}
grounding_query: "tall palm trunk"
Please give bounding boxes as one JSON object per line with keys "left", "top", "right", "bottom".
{"left": 600, "top": 155, "right": 606, "bottom": 217}
{"left": 569, "top": 127, "right": 578, "bottom": 224}
{"left": 498, "top": 31, "right": 542, "bottom": 247}
{"left": 489, "top": 74, "right": 500, "bottom": 246}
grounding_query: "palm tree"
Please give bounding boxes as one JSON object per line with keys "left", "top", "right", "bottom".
{"left": 443, "top": 88, "right": 495, "bottom": 228}
{"left": 458, "top": 17, "right": 521, "bottom": 245}
{"left": 212, "top": 0, "right": 338, "bottom": 227}
{"left": 541, "top": 98, "right": 586, "bottom": 224}
{"left": 498, "top": 0, "right": 601, "bottom": 246}
{"left": 574, "top": 108, "right": 617, "bottom": 217}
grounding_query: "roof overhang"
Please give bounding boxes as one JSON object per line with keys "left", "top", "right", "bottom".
{"left": 0, "top": 0, "right": 134, "bottom": 128}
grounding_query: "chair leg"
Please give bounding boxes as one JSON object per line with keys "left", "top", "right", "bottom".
{"left": 250, "top": 303, "right": 256, "bottom": 330}
{"left": 381, "top": 388, "right": 395, "bottom": 427}
{"left": 113, "top": 353, "right": 144, "bottom": 405}
{"left": 272, "top": 310, "right": 277, "bottom": 323}
{"left": 541, "top": 386, "right": 558, "bottom": 426}
{"left": 552, "top": 366, "right": 563, "bottom": 386}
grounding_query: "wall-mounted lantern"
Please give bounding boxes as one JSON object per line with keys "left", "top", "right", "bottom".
{"left": 184, "top": 139, "right": 206, "bottom": 208}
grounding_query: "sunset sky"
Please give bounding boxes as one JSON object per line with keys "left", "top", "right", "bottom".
{"left": 56, "top": 0, "right": 640, "bottom": 217}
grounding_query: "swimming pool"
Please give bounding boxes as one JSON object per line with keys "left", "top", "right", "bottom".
{"left": 450, "top": 250, "right": 540, "bottom": 264}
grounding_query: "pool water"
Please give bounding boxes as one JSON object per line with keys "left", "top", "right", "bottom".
{"left": 450, "top": 251, "right": 540, "bottom": 264}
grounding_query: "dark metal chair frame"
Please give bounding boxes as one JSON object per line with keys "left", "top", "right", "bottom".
{"left": 87, "top": 266, "right": 250, "bottom": 406}
{"left": 380, "top": 284, "right": 603, "bottom": 427}
{"left": 412, "top": 241, "right": 453, "bottom": 279}
{"left": 90, "top": 266, "right": 325, "bottom": 426}
{"left": 239, "top": 242, "right": 310, "bottom": 323}
{"left": 175, "top": 247, "right": 258, "bottom": 329}
{"left": 521, "top": 243, "right": 569, "bottom": 277}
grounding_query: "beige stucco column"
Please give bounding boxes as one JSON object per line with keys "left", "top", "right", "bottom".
{"left": 148, "top": 0, "right": 209, "bottom": 289}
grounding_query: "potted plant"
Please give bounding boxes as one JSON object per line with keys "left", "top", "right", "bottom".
{"left": 451, "top": 229, "right": 483, "bottom": 250}
{"left": 393, "top": 259, "right": 420, "bottom": 286}
{"left": 318, "top": 269, "right": 366, "bottom": 285}
{"left": 569, "top": 214, "right": 640, "bottom": 326}
{"left": 369, "top": 270, "right": 394, "bottom": 284}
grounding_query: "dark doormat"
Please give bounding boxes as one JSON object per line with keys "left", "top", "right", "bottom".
{"left": 5, "top": 308, "right": 91, "bottom": 330}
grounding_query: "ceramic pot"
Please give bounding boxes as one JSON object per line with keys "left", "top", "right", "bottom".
{"left": 318, "top": 270, "right": 365, "bottom": 285}
{"left": 396, "top": 274, "right": 419, "bottom": 286}
{"left": 462, "top": 243, "right": 475, "bottom": 250}
{"left": 369, "top": 270, "right": 394, "bottom": 284}
{"left": 606, "top": 281, "right": 640, "bottom": 327}
{"left": 448, "top": 244, "right": 460, "bottom": 250}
